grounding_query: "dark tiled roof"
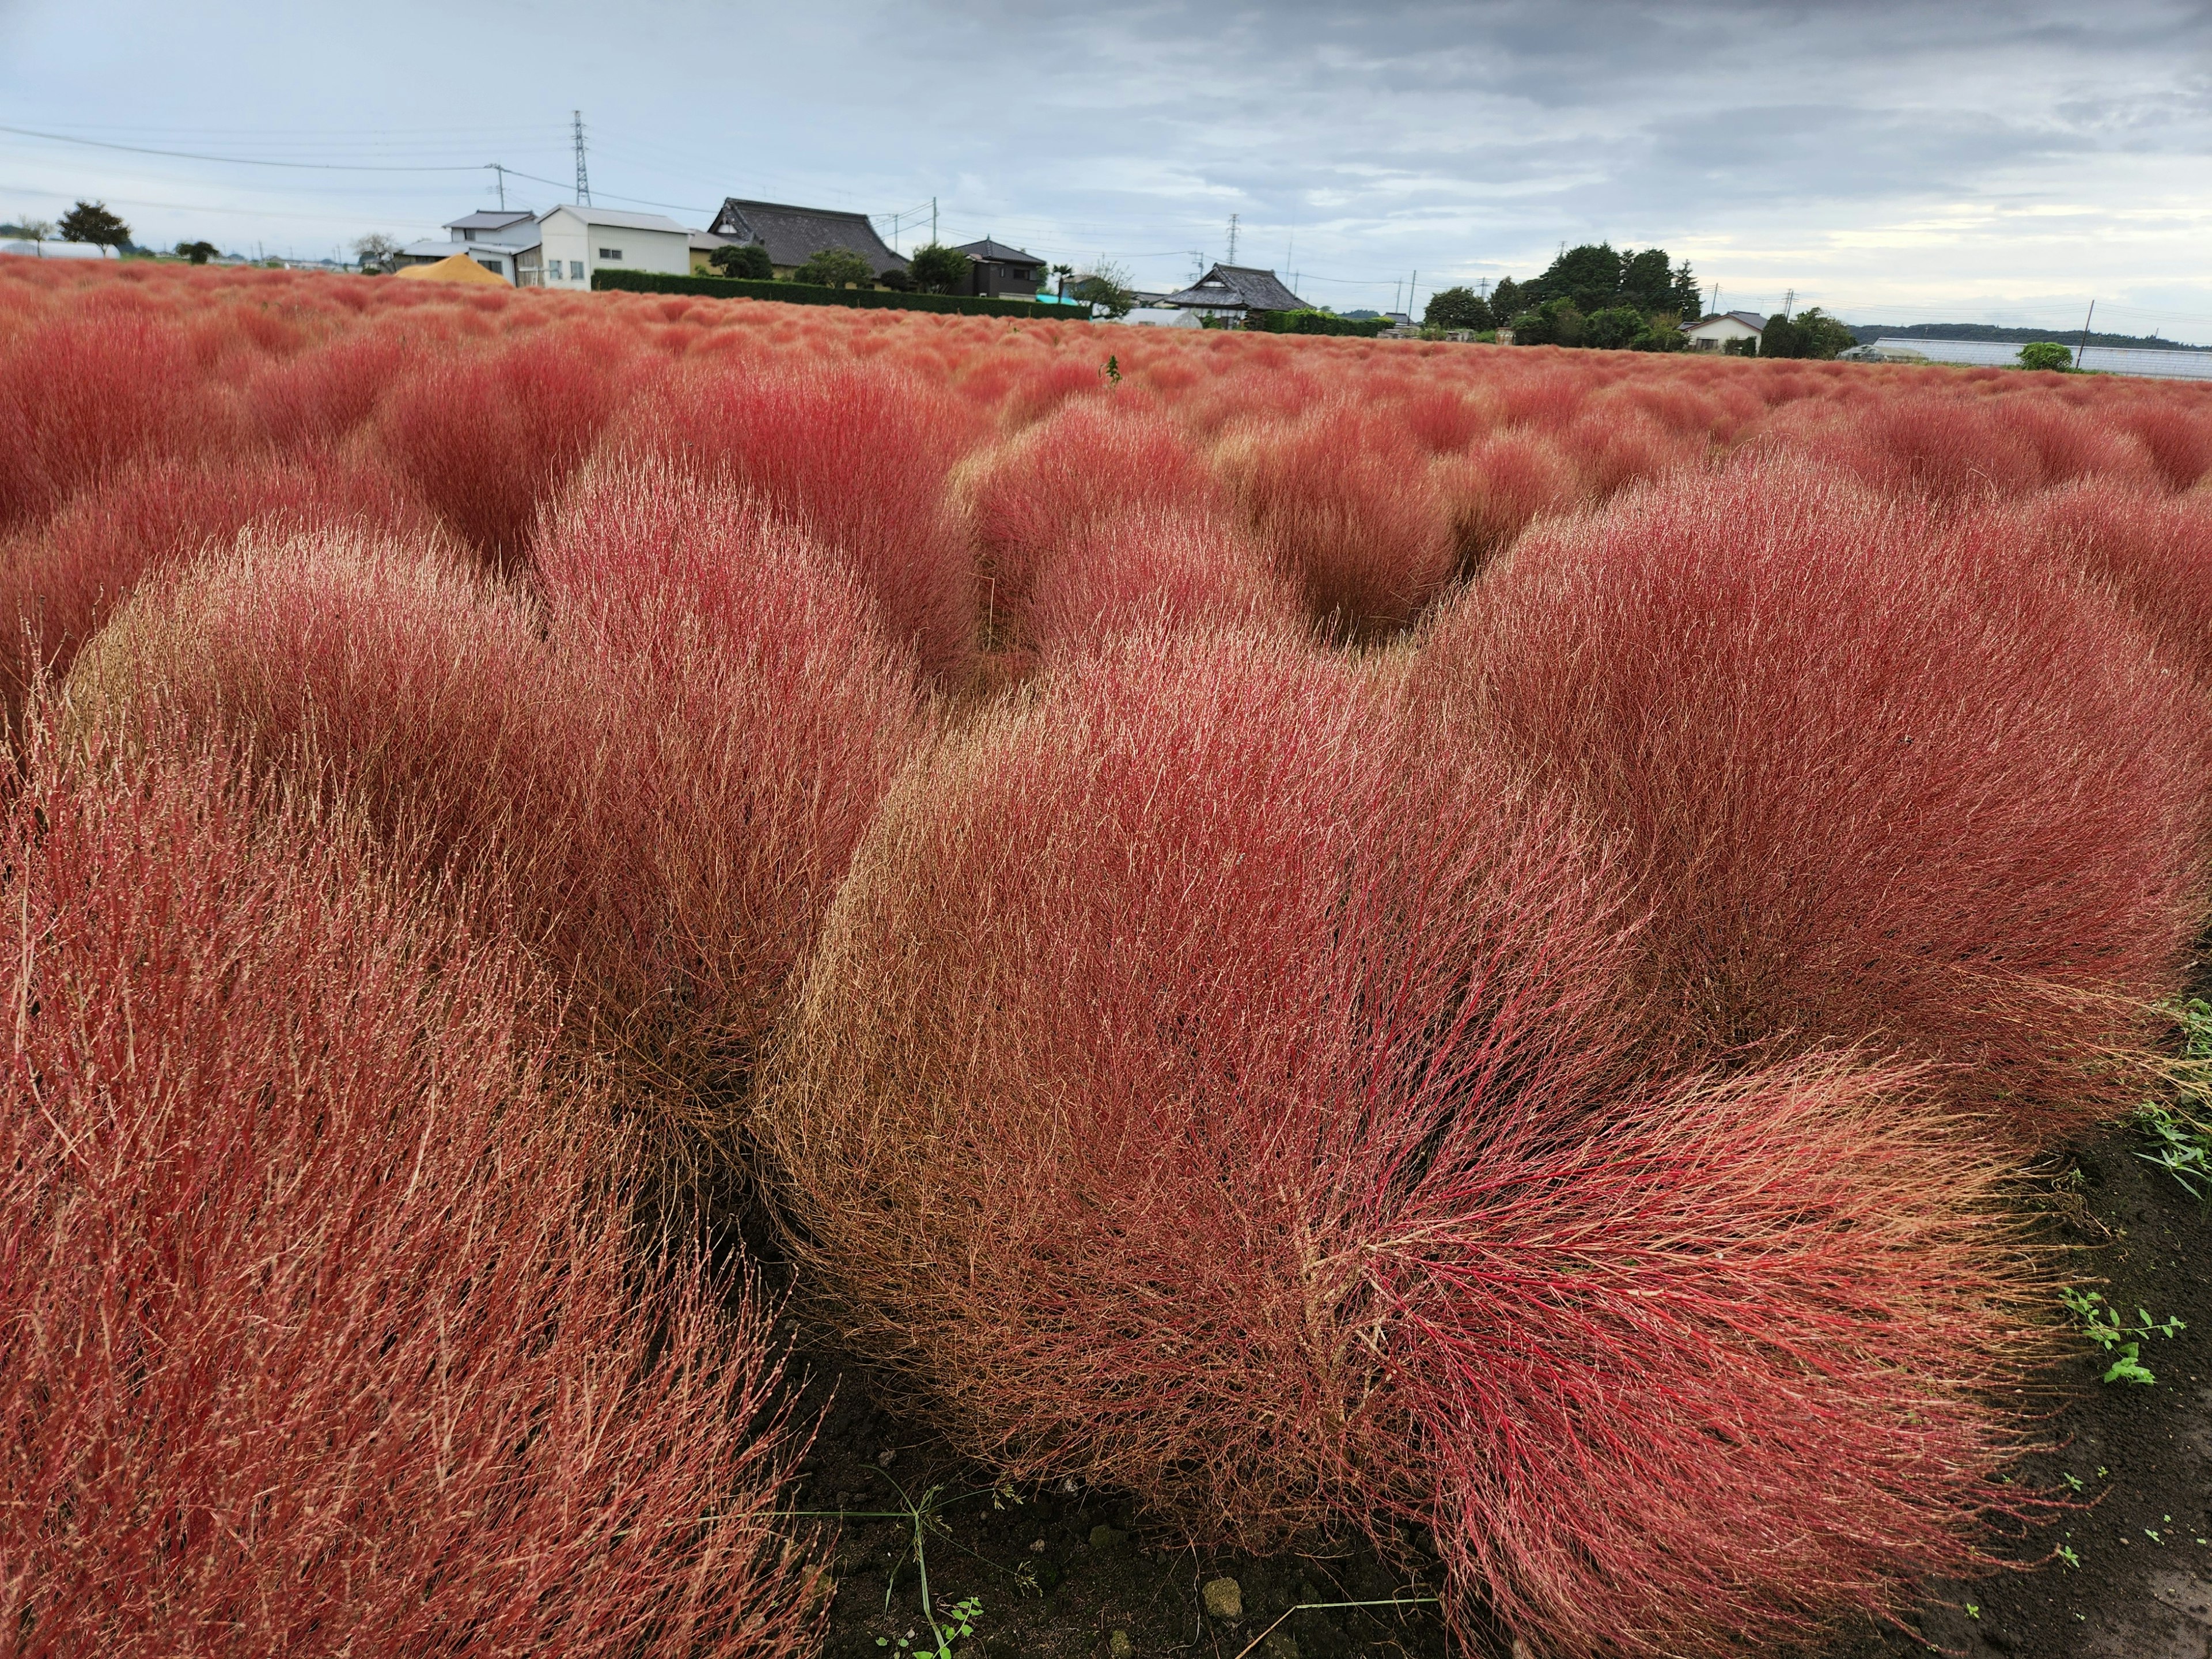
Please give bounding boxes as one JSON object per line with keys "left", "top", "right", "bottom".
{"left": 707, "top": 198, "right": 906, "bottom": 272}
{"left": 446, "top": 210, "right": 536, "bottom": 232}
{"left": 954, "top": 237, "right": 1042, "bottom": 265}
{"left": 1160, "top": 263, "right": 1306, "bottom": 312}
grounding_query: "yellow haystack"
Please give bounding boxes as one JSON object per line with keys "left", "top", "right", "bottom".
{"left": 393, "top": 252, "right": 510, "bottom": 286}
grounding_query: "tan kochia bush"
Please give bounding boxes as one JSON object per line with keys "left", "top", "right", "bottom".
{"left": 759, "top": 626, "right": 2054, "bottom": 1658}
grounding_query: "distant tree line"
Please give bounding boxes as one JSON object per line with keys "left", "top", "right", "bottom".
{"left": 1425, "top": 243, "right": 1705, "bottom": 351}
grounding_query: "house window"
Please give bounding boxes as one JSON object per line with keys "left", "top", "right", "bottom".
{"left": 570, "top": 260, "right": 584, "bottom": 279}
{"left": 598, "top": 247, "right": 622, "bottom": 261}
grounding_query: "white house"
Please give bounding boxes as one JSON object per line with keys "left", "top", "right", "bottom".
{"left": 1680, "top": 310, "right": 1767, "bottom": 353}
{"left": 524, "top": 206, "right": 690, "bottom": 289}
{"left": 394, "top": 210, "right": 540, "bottom": 282}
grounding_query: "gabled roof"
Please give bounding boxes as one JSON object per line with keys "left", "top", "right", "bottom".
{"left": 954, "top": 237, "right": 1041, "bottom": 265}
{"left": 1682, "top": 310, "right": 1767, "bottom": 333}
{"left": 1160, "top": 263, "right": 1306, "bottom": 313}
{"left": 540, "top": 206, "right": 689, "bottom": 234}
{"left": 708, "top": 198, "right": 906, "bottom": 272}
{"left": 446, "top": 210, "right": 535, "bottom": 233}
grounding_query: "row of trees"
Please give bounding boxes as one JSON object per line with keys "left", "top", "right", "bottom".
{"left": 1424, "top": 243, "right": 1862, "bottom": 359}
{"left": 1424, "top": 242, "right": 1705, "bottom": 350}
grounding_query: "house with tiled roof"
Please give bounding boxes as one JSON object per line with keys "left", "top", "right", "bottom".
{"left": 706, "top": 198, "right": 907, "bottom": 281}
{"left": 1159, "top": 264, "right": 1307, "bottom": 321}
{"left": 952, "top": 237, "right": 1046, "bottom": 298}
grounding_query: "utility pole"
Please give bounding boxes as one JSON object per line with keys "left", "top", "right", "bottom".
{"left": 1226, "top": 213, "right": 1239, "bottom": 264}
{"left": 2076, "top": 299, "right": 2096, "bottom": 368}
{"left": 931, "top": 198, "right": 937, "bottom": 245}
{"left": 572, "top": 111, "right": 590, "bottom": 206}
{"left": 1411, "top": 270, "right": 1418, "bottom": 320}
{"left": 488, "top": 163, "right": 509, "bottom": 210}
{"left": 1783, "top": 287, "right": 1794, "bottom": 320}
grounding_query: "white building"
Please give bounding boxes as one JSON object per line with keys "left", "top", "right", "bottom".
{"left": 394, "top": 206, "right": 691, "bottom": 288}
{"left": 393, "top": 210, "right": 540, "bottom": 282}
{"left": 1680, "top": 310, "right": 1767, "bottom": 353}
{"left": 525, "top": 206, "right": 690, "bottom": 290}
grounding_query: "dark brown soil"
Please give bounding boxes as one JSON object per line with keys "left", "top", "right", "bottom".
{"left": 786, "top": 1123, "right": 2210, "bottom": 1659}
{"left": 1831, "top": 1132, "right": 2211, "bottom": 1659}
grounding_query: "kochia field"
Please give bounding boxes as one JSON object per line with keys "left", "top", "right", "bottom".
{"left": 4, "top": 257, "right": 2210, "bottom": 1659}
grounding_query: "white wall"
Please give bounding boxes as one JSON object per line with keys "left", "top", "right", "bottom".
{"left": 536, "top": 207, "right": 688, "bottom": 289}
{"left": 1683, "top": 317, "right": 1761, "bottom": 351}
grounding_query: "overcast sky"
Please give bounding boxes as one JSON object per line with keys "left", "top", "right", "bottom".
{"left": 4, "top": 0, "right": 2210, "bottom": 335}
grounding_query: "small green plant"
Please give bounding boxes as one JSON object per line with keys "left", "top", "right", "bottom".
{"left": 799, "top": 1475, "right": 1011, "bottom": 1657}
{"left": 2062, "top": 1287, "right": 2186, "bottom": 1385}
{"left": 2018, "top": 340, "right": 2074, "bottom": 372}
{"left": 2136, "top": 997, "right": 2212, "bottom": 1198}
{"left": 878, "top": 1595, "right": 982, "bottom": 1655}
{"left": 1104, "top": 354, "right": 1121, "bottom": 385}
{"left": 2056, "top": 1543, "right": 2081, "bottom": 1568}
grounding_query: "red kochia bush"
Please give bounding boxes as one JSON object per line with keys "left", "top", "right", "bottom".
{"left": 1435, "top": 429, "right": 1581, "bottom": 568}
{"left": 1416, "top": 461, "right": 2212, "bottom": 1138}
{"left": 613, "top": 359, "right": 976, "bottom": 676}
{"left": 0, "top": 733, "right": 820, "bottom": 1657}
{"left": 2032, "top": 476, "right": 2212, "bottom": 691}
{"left": 1218, "top": 400, "right": 1457, "bottom": 637}
{"left": 0, "top": 310, "right": 240, "bottom": 529}
{"left": 761, "top": 626, "right": 2047, "bottom": 1657}
{"left": 967, "top": 397, "right": 1228, "bottom": 607}
{"left": 374, "top": 327, "right": 650, "bottom": 569}
{"left": 1022, "top": 505, "right": 1302, "bottom": 654}
{"left": 531, "top": 459, "right": 928, "bottom": 1104}
{"left": 77, "top": 503, "right": 922, "bottom": 1155}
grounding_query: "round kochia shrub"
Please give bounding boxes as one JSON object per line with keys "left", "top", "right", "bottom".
{"left": 70, "top": 507, "right": 922, "bottom": 1161}
{"left": 0, "top": 452, "right": 452, "bottom": 722}
{"left": 2030, "top": 475, "right": 2212, "bottom": 692}
{"left": 0, "top": 733, "right": 820, "bottom": 1657}
{"left": 759, "top": 625, "right": 2050, "bottom": 1658}
{"left": 609, "top": 358, "right": 976, "bottom": 677}
{"left": 1216, "top": 399, "right": 1458, "bottom": 638}
{"left": 1415, "top": 461, "right": 2212, "bottom": 1140}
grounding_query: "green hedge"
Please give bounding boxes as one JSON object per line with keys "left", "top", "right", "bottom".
{"left": 1244, "top": 308, "right": 1393, "bottom": 338}
{"left": 591, "top": 268, "right": 1082, "bottom": 320}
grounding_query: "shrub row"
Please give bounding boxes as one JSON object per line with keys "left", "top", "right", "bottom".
{"left": 592, "top": 265, "right": 1085, "bottom": 319}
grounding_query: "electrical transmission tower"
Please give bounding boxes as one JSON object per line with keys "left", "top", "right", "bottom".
{"left": 1225, "top": 213, "right": 1239, "bottom": 264}
{"left": 572, "top": 110, "right": 591, "bottom": 206}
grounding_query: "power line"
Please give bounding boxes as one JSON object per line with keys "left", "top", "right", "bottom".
{"left": 0, "top": 123, "right": 488, "bottom": 172}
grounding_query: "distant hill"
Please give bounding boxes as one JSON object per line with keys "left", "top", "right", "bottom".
{"left": 1846, "top": 321, "right": 2211, "bottom": 353}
